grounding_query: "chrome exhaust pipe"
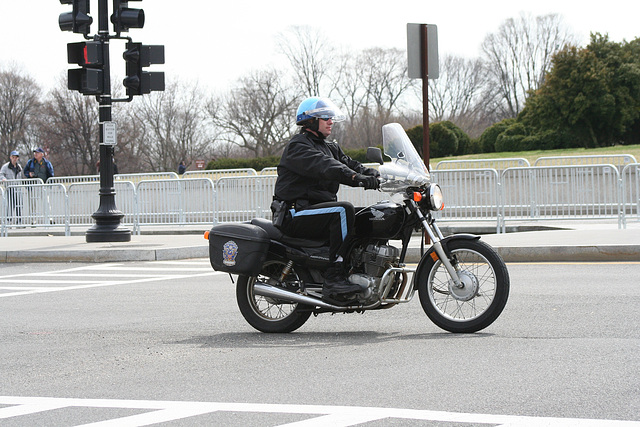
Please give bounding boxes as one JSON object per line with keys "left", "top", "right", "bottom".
{"left": 253, "top": 283, "right": 342, "bottom": 310}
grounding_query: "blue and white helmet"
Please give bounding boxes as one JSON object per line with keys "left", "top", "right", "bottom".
{"left": 296, "top": 97, "right": 346, "bottom": 125}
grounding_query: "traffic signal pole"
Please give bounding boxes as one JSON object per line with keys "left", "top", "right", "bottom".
{"left": 59, "top": 0, "right": 162, "bottom": 242}
{"left": 85, "top": 0, "right": 131, "bottom": 242}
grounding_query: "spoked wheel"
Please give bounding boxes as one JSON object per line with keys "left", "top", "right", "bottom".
{"left": 236, "top": 260, "right": 311, "bottom": 333}
{"left": 417, "top": 239, "right": 509, "bottom": 333}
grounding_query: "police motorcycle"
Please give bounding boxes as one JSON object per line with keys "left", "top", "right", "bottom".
{"left": 206, "top": 123, "right": 509, "bottom": 333}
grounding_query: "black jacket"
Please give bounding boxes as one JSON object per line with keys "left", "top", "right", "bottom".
{"left": 274, "top": 130, "right": 367, "bottom": 205}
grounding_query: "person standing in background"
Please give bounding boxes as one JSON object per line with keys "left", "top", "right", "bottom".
{"left": 23, "top": 147, "right": 54, "bottom": 222}
{"left": 0, "top": 150, "right": 24, "bottom": 223}
{"left": 24, "top": 147, "right": 54, "bottom": 183}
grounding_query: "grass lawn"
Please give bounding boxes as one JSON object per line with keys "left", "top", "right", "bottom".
{"left": 431, "top": 144, "right": 640, "bottom": 166}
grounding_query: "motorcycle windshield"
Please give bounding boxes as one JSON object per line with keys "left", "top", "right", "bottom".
{"left": 379, "top": 123, "right": 430, "bottom": 192}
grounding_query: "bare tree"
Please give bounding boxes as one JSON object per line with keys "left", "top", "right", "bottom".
{"left": 428, "top": 56, "right": 482, "bottom": 120}
{"left": 331, "top": 47, "right": 414, "bottom": 147}
{"left": 207, "top": 69, "right": 299, "bottom": 157}
{"left": 0, "top": 65, "right": 41, "bottom": 157}
{"left": 358, "top": 47, "right": 413, "bottom": 122}
{"left": 276, "top": 26, "right": 334, "bottom": 97}
{"left": 329, "top": 49, "right": 368, "bottom": 121}
{"left": 37, "top": 76, "right": 100, "bottom": 175}
{"left": 131, "top": 80, "right": 213, "bottom": 172}
{"left": 481, "top": 13, "right": 576, "bottom": 118}
{"left": 423, "top": 55, "right": 500, "bottom": 137}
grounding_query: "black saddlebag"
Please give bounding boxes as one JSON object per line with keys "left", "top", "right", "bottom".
{"left": 208, "top": 223, "right": 270, "bottom": 276}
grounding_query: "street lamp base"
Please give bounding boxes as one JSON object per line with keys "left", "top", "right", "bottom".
{"left": 85, "top": 224, "right": 132, "bottom": 243}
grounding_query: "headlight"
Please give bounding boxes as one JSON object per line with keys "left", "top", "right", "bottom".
{"left": 429, "top": 184, "right": 444, "bottom": 211}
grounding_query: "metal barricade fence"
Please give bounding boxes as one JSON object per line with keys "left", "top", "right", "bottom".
{"left": 214, "top": 175, "right": 276, "bottom": 223}
{"left": 4, "top": 161, "right": 640, "bottom": 237}
{"left": 258, "top": 167, "right": 278, "bottom": 175}
{"left": 534, "top": 154, "right": 637, "bottom": 173}
{"left": 501, "top": 165, "right": 622, "bottom": 231}
{"left": 48, "top": 175, "right": 99, "bottom": 186}
{"left": 178, "top": 178, "right": 216, "bottom": 225}
{"left": 67, "top": 181, "right": 139, "bottom": 232}
{"left": 182, "top": 168, "right": 257, "bottom": 181}
{"left": 115, "top": 172, "right": 179, "bottom": 186}
{"left": 0, "top": 183, "right": 70, "bottom": 235}
{"left": 621, "top": 163, "right": 640, "bottom": 225}
{"left": 435, "top": 158, "right": 530, "bottom": 171}
{"left": 1, "top": 179, "right": 43, "bottom": 235}
{"left": 0, "top": 178, "right": 44, "bottom": 189}
{"left": 0, "top": 186, "right": 5, "bottom": 236}
{"left": 337, "top": 186, "right": 387, "bottom": 208}
{"left": 136, "top": 178, "right": 215, "bottom": 226}
{"left": 431, "top": 169, "right": 502, "bottom": 232}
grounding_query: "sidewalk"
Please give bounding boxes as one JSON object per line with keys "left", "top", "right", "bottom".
{"left": 1, "top": 222, "right": 639, "bottom": 263}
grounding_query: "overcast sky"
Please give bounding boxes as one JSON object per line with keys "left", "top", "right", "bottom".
{"left": 1, "top": 1, "right": 639, "bottom": 93}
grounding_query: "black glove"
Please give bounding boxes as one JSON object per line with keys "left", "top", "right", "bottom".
{"left": 362, "top": 167, "right": 381, "bottom": 178}
{"left": 354, "top": 173, "right": 380, "bottom": 190}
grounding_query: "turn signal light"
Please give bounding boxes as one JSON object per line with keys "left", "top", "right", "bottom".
{"left": 204, "top": 230, "right": 210, "bottom": 240}
{"left": 413, "top": 192, "right": 423, "bottom": 202}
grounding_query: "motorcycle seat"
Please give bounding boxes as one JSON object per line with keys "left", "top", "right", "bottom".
{"left": 250, "top": 218, "right": 327, "bottom": 248}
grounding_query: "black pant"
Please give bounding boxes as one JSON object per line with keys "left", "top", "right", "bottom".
{"left": 282, "top": 201, "right": 355, "bottom": 262}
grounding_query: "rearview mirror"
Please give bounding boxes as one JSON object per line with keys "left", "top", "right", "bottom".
{"left": 366, "top": 147, "right": 384, "bottom": 165}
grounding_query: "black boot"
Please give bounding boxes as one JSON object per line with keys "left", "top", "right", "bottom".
{"left": 322, "top": 262, "right": 360, "bottom": 304}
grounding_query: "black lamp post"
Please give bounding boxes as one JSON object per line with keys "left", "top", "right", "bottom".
{"left": 59, "top": 0, "right": 163, "bottom": 243}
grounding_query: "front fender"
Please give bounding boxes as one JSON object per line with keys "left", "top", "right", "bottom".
{"left": 414, "top": 234, "right": 481, "bottom": 288}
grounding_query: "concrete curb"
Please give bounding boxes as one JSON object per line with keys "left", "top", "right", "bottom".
{"left": 406, "top": 245, "right": 640, "bottom": 263}
{"left": 3, "top": 243, "right": 639, "bottom": 264}
{"left": 2, "top": 245, "right": 210, "bottom": 263}
{"left": 494, "top": 245, "right": 640, "bottom": 262}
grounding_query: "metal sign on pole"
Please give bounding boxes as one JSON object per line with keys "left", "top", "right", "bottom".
{"left": 102, "top": 121, "right": 117, "bottom": 146}
{"left": 407, "top": 23, "right": 439, "bottom": 170}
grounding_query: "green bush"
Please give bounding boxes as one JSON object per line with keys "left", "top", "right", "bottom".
{"left": 494, "top": 122, "right": 528, "bottom": 152}
{"left": 206, "top": 156, "right": 280, "bottom": 171}
{"left": 440, "top": 121, "right": 470, "bottom": 155}
{"left": 479, "top": 118, "right": 515, "bottom": 153}
{"left": 407, "top": 123, "right": 465, "bottom": 157}
{"left": 465, "top": 138, "right": 483, "bottom": 154}
{"left": 406, "top": 125, "right": 424, "bottom": 156}
{"left": 430, "top": 122, "right": 459, "bottom": 157}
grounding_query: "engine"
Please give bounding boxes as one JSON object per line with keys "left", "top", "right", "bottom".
{"left": 361, "top": 243, "right": 400, "bottom": 277}
{"left": 348, "top": 243, "right": 400, "bottom": 298}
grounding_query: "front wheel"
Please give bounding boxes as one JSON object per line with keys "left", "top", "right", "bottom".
{"left": 236, "top": 260, "right": 311, "bottom": 333}
{"left": 417, "top": 239, "right": 509, "bottom": 333}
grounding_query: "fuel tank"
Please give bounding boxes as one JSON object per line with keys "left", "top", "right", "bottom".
{"left": 354, "top": 201, "right": 406, "bottom": 239}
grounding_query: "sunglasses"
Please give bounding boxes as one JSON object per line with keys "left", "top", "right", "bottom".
{"left": 319, "top": 117, "right": 333, "bottom": 122}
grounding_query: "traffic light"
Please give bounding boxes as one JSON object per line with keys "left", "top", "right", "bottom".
{"left": 59, "top": 0, "right": 92, "bottom": 34}
{"left": 111, "top": 0, "right": 145, "bottom": 34}
{"left": 122, "top": 42, "right": 165, "bottom": 96}
{"left": 67, "top": 41, "right": 104, "bottom": 95}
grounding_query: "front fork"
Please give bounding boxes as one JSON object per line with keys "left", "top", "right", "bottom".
{"left": 407, "top": 200, "right": 464, "bottom": 288}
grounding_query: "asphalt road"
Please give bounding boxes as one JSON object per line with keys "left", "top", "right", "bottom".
{"left": 1, "top": 260, "right": 639, "bottom": 426}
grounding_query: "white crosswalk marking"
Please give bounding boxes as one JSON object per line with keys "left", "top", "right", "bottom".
{"left": 0, "top": 397, "right": 638, "bottom": 426}
{"left": 0, "top": 260, "right": 224, "bottom": 298}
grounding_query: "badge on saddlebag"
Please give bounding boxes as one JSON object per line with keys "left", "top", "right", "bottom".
{"left": 222, "top": 240, "right": 239, "bottom": 266}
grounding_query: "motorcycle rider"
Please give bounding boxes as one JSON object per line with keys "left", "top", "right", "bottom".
{"left": 273, "top": 97, "right": 380, "bottom": 304}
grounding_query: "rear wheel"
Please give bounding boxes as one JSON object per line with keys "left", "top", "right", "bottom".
{"left": 236, "top": 260, "right": 311, "bottom": 333}
{"left": 417, "top": 239, "right": 509, "bottom": 333}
